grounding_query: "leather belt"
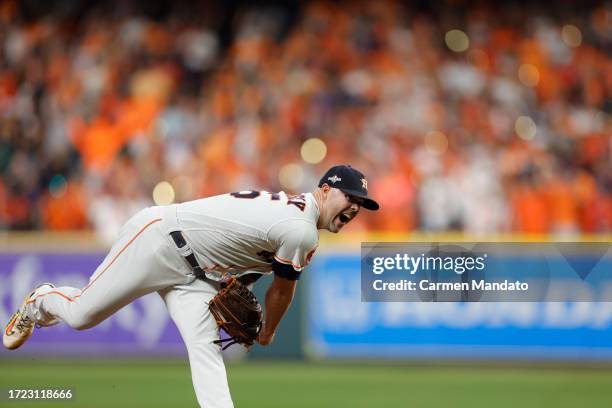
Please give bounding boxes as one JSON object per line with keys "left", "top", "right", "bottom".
{"left": 169, "top": 231, "right": 201, "bottom": 273}
{"left": 169, "top": 231, "right": 263, "bottom": 286}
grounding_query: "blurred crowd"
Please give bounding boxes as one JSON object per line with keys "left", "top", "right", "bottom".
{"left": 0, "top": 0, "right": 610, "bottom": 242}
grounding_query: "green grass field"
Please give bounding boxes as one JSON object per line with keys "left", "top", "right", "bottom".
{"left": 1, "top": 359, "right": 611, "bottom": 408}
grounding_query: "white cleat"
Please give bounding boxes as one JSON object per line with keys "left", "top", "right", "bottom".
{"left": 3, "top": 283, "right": 55, "bottom": 350}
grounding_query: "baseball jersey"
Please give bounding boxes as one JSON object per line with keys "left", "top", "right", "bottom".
{"left": 175, "top": 191, "right": 320, "bottom": 280}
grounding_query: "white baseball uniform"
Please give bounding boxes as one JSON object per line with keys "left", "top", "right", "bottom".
{"left": 26, "top": 191, "right": 320, "bottom": 408}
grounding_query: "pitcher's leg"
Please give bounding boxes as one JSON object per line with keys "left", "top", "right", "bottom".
{"left": 30, "top": 209, "right": 186, "bottom": 330}
{"left": 160, "top": 280, "right": 234, "bottom": 408}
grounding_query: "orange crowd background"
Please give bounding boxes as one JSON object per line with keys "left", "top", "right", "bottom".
{"left": 0, "top": 0, "right": 610, "bottom": 241}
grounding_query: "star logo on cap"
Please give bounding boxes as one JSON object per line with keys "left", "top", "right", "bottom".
{"left": 361, "top": 178, "right": 368, "bottom": 190}
{"left": 328, "top": 175, "right": 342, "bottom": 184}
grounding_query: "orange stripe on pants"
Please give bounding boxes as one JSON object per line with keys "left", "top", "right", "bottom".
{"left": 27, "top": 218, "right": 162, "bottom": 304}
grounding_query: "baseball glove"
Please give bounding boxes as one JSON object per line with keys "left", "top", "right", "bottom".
{"left": 209, "top": 277, "right": 263, "bottom": 350}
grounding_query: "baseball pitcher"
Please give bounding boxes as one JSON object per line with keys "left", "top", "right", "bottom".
{"left": 3, "top": 165, "right": 379, "bottom": 408}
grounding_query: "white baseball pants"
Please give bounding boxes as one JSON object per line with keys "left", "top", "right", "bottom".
{"left": 26, "top": 205, "right": 235, "bottom": 408}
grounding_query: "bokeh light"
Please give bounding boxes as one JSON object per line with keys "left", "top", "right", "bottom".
{"left": 445, "top": 29, "right": 470, "bottom": 52}
{"left": 301, "top": 138, "right": 327, "bottom": 164}
{"left": 515, "top": 116, "right": 537, "bottom": 140}
{"left": 152, "top": 181, "right": 175, "bottom": 205}
{"left": 518, "top": 64, "right": 540, "bottom": 87}
{"left": 424, "top": 131, "right": 449, "bottom": 154}
{"left": 561, "top": 24, "right": 582, "bottom": 47}
{"left": 49, "top": 174, "right": 68, "bottom": 198}
{"left": 278, "top": 163, "right": 304, "bottom": 191}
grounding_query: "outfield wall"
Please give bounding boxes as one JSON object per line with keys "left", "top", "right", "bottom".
{"left": 1, "top": 233, "right": 610, "bottom": 361}
{"left": 0, "top": 250, "right": 187, "bottom": 356}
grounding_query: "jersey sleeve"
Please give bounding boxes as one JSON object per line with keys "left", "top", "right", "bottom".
{"left": 268, "top": 219, "right": 318, "bottom": 279}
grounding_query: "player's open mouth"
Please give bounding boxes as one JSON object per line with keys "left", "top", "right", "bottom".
{"left": 337, "top": 210, "right": 353, "bottom": 224}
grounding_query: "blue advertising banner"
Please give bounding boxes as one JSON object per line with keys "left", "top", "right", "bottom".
{"left": 306, "top": 250, "right": 612, "bottom": 361}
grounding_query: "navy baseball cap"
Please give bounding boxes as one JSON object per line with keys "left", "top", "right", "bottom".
{"left": 318, "top": 165, "right": 380, "bottom": 211}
